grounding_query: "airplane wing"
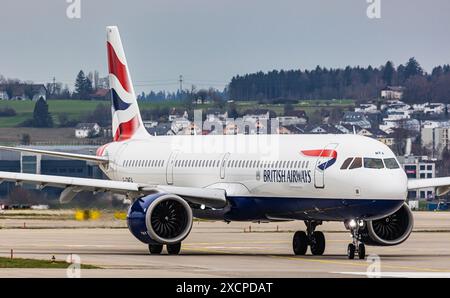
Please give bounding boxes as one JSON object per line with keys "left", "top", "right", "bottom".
{"left": 408, "top": 177, "right": 450, "bottom": 196}
{"left": 0, "top": 145, "right": 108, "bottom": 164}
{"left": 0, "top": 171, "right": 227, "bottom": 208}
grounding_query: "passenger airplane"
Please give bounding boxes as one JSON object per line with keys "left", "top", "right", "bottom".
{"left": 1, "top": 26, "right": 449, "bottom": 259}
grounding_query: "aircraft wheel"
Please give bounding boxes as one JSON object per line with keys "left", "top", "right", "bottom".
{"left": 148, "top": 244, "right": 163, "bottom": 254}
{"left": 293, "top": 231, "right": 308, "bottom": 255}
{"left": 310, "top": 231, "right": 326, "bottom": 255}
{"left": 347, "top": 243, "right": 355, "bottom": 259}
{"left": 167, "top": 243, "right": 182, "bottom": 255}
{"left": 358, "top": 243, "right": 366, "bottom": 260}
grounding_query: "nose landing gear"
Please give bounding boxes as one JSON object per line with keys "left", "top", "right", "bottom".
{"left": 345, "top": 219, "right": 366, "bottom": 260}
{"left": 292, "top": 220, "right": 326, "bottom": 256}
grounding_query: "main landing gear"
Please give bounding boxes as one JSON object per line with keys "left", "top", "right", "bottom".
{"left": 345, "top": 219, "right": 366, "bottom": 260}
{"left": 292, "top": 220, "right": 326, "bottom": 256}
{"left": 148, "top": 243, "right": 182, "bottom": 255}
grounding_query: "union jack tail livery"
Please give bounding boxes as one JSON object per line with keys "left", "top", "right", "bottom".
{"left": 107, "top": 26, "right": 148, "bottom": 141}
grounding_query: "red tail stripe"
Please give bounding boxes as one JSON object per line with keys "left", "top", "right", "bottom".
{"left": 96, "top": 144, "right": 108, "bottom": 156}
{"left": 107, "top": 42, "right": 131, "bottom": 93}
{"left": 301, "top": 149, "right": 337, "bottom": 158}
{"left": 114, "top": 116, "right": 140, "bottom": 142}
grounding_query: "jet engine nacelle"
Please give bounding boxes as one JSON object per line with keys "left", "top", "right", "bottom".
{"left": 127, "top": 193, "right": 193, "bottom": 245}
{"left": 360, "top": 203, "right": 414, "bottom": 246}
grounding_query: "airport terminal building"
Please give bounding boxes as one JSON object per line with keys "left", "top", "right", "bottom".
{"left": 0, "top": 146, "right": 105, "bottom": 199}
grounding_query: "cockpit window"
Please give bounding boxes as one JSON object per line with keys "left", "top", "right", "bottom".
{"left": 364, "top": 158, "right": 384, "bottom": 169}
{"left": 349, "top": 157, "right": 362, "bottom": 169}
{"left": 384, "top": 158, "right": 400, "bottom": 169}
{"left": 340, "top": 158, "right": 354, "bottom": 170}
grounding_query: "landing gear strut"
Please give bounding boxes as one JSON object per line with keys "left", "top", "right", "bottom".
{"left": 292, "top": 220, "right": 325, "bottom": 256}
{"left": 345, "top": 219, "right": 366, "bottom": 260}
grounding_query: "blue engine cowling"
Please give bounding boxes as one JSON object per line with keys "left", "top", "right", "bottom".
{"left": 127, "top": 193, "right": 193, "bottom": 245}
{"left": 359, "top": 203, "right": 414, "bottom": 246}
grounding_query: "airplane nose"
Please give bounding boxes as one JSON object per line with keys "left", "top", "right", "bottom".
{"left": 372, "top": 170, "right": 408, "bottom": 200}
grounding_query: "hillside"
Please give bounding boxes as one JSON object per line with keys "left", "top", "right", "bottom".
{"left": 0, "top": 99, "right": 189, "bottom": 128}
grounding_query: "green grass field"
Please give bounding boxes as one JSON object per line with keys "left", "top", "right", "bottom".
{"left": 235, "top": 99, "right": 355, "bottom": 117}
{"left": 0, "top": 99, "right": 355, "bottom": 128}
{"left": 0, "top": 256, "right": 99, "bottom": 269}
{"left": 0, "top": 100, "right": 107, "bottom": 127}
{"left": 0, "top": 99, "right": 212, "bottom": 127}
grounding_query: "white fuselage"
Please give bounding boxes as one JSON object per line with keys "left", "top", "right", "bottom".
{"left": 99, "top": 134, "right": 408, "bottom": 202}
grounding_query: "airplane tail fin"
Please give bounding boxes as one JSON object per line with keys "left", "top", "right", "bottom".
{"left": 106, "top": 26, "right": 148, "bottom": 141}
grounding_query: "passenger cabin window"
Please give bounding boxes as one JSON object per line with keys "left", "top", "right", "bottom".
{"left": 349, "top": 157, "right": 362, "bottom": 169}
{"left": 364, "top": 158, "right": 384, "bottom": 169}
{"left": 384, "top": 158, "right": 400, "bottom": 169}
{"left": 340, "top": 158, "right": 354, "bottom": 170}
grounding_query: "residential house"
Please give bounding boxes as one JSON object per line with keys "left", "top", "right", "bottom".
{"left": 75, "top": 123, "right": 101, "bottom": 138}
{"left": 384, "top": 101, "right": 411, "bottom": 113}
{"left": 424, "top": 103, "right": 445, "bottom": 115}
{"left": 341, "top": 112, "right": 371, "bottom": 129}
{"left": 385, "top": 111, "right": 411, "bottom": 121}
{"left": 143, "top": 121, "right": 158, "bottom": 129}
{"left": 242, "top": 109, "right": 271, "bottom": 123}
{"left": 171, "top": 118, "right": 191, "bottom": 134}
{"left": 147, "top": 123, "right": 175, "bottom": 136}
{"left": 277, "top": 110, "right": 308, "bottom": 126}
{"left": 0, "top": 84, "right": 47, "bottom": 101}
{"left": 224, "top": 122, "right": 239, "bottom": 135}
{"left": 90, "top": 88, "right": 111, "bottom": 100}
{"left": 381, "top": 86, "right": 405, "bottom": 100}
{"left": 376, "top": 133, "right": 396, "bottom": 146}
{"left": 284, "top": 110, "right": 308, "bottom": 122}
{"left": 356, "top": 127, "right": 395, "bottom": 146}
{"left": 379, "top": 120, "right": 398, "bottom": 134}
{"left": 205, "top": 109, "right": 228, "bottom": 122}
{"left": 278, "top": 124, "right": 306, "bottom": 134}
{"left": 303, "top": 124, "right": 343, "bottom": 134}
{"left": 413, "top": 102, "right": 446, "bottom": 115}
{"left": 179, "top": 123, "right": 203, "bottom": 135}
{"left": 168, "top": 108, "right": 188, "bottom": 122}
{"left": 276, "top": 116, "right": 304, "bottom": 126}
{"left": 354, "top": 103, "right": 377, "bottom": 113}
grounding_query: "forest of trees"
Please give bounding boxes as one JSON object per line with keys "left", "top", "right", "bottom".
{"left": 229, "top": 58, "right": 450, "bottom": 103}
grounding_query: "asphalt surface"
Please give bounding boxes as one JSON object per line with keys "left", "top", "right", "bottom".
{"left": 0, "top": 211, "right": 449, "bottom": 277}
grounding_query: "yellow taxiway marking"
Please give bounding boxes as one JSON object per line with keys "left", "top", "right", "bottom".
{"left": 184, "top": 239, "right": 346, "bottom": 246}
{"left": 184, "top": 240, "right": 289, "bottom": 246}
{"left": 182, "top": 245, "right": 450, "bottom": 273}
{"left": 271, "top": 255, "right": 450, "bottom": 273}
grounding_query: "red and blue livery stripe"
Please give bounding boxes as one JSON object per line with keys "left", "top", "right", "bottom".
{"left": 301, "top": 149, "right": 338, "bottom": 170}
{"left": 107, "top": 42, "right": 131, "bottom": 93}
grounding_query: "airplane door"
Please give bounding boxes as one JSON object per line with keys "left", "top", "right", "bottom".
{"left": 314, "top": 143, "right": 338, "bottom": 189}
{"left": 219, "top": 153, "right": 230, "bottom": 179}
{"left": 166, "top": 151, "right": 179, "bottom": 185}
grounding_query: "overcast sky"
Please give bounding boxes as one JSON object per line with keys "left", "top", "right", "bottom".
{"left": 1, "top": 0, "right": 449, "bottom": 93}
